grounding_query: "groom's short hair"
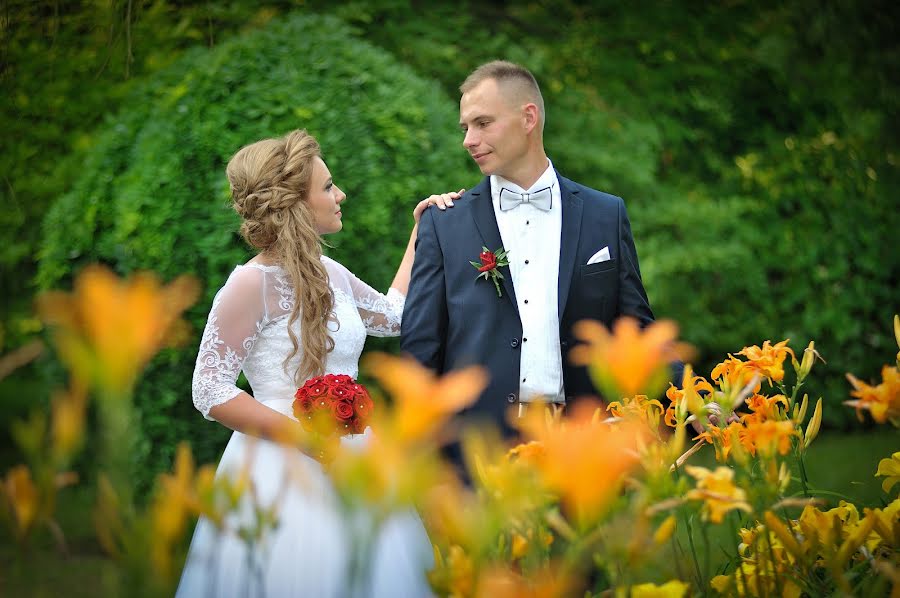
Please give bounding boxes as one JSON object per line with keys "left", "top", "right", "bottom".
{"left": 461, "top": 60, "right": 545, "bottom": 127}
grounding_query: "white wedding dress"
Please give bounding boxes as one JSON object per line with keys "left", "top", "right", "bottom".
{"left": 175, "top": 257, "right": 434, "bottom": 598}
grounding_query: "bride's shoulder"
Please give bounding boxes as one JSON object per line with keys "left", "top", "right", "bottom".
{"left": 220, "top": 262, "right": 280, "bottom": 294}
{"left": 320, "top": 254, "right": 353, "bottom": 280}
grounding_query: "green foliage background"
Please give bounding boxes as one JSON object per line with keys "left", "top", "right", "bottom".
{"left": 31, "top": 12, "right": 473, "bottom": 479}
{"left": 3, "top": 1, "right": 898, "bottom": 486}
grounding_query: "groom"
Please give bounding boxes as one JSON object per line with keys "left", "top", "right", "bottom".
{"left": 402, "top": 60, "right": 675, "bottom": 439}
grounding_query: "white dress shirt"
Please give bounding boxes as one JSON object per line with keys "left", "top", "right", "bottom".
{"left": 491, "top": 160, "right": 565, "bottom": 403}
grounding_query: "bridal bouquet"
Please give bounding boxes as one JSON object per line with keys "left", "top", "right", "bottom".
{"left": 293, "top": 374, "right": 374, "bottom": 437}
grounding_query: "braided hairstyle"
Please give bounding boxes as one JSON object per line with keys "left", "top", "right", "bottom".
{"left": 226, "top": 129, "right": 335, "bottom": 384}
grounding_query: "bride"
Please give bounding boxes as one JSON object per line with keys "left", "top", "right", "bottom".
{"left": 175, "top": 129, "right": 459, "bottom": 597}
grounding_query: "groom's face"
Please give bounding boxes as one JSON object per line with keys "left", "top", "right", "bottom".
{"left": 460, "top": 78, "right": 528, "bottom": 179}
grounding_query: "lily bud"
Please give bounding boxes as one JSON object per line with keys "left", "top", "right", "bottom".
{"left": 796, "top": 394, "right": 809, "bottom": 425}
{"left": 804, "top": 398, "right": 823, "bottom": 449}
{"left": 653, "top": 514, "right": 677, "bottom": 545}
{"left": 797, "top": 341, "right": 819, "bottom": 382}
{"left": 894, "top": 314, "right": 900, "bottom": 364}
{"left": 728, "top": 425, "right": 749, "bottom": 466}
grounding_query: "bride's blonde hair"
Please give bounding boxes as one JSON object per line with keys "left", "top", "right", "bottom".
{"left": 226, "top": 129, "right": 335, "bottom": 384}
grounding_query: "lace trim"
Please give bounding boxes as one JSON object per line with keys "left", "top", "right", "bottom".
{"left": 191, "top": 296, "right": 264, "bottom": 420}
{"left": 342, "top": 286, "right": 405, "bottom": 337}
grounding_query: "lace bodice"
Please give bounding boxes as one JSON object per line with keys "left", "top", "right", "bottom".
{"left": 192, "top": 256, "right": 405, "bottom": 420}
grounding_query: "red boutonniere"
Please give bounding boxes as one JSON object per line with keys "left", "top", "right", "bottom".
{"left": 470, "top": 246, "right": 510, "bottom": 297}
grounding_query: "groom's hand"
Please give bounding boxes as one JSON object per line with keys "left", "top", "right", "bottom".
{"left": 413, "top": 188, "right": 465, "bottom": 223}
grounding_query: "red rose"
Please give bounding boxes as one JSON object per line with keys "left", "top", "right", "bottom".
{"left": 353, "top": 394, "right": 374, "bottom": 420}
{"left": 478, "top": 250, "right": 497, "bottom": 272}
{"left": 323, "top": 373, "right": 350, "bottom": 388}
{"left": 332, "top": 399, "right": 355, "bottom": 421}
{"left": 307, "top": 381, "right": 328, "bottom": 397}
{"left": 292, "top": 375, "right": 373, "bottom": 438}
{"left": 350, "top": 418, "right": 367, "bottom": 435}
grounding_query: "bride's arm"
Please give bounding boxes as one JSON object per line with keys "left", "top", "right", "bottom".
{"left": 192, "top": 268, "right": 305, "bottom": 445}
{"left": 389, "top": 189, "right": 464, "bottom": 295}
{"left": 207, "top": 393, "right": 299, "bottom": 441}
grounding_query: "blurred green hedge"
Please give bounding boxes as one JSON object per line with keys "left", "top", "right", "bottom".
{"left": 332, "top": 1, "right": 899, "bottom": 427}
{"left": 36, "top": 13, "right": 474, "bottom": 486}
{"left": 26, "top": 3, "right": 900, "bottom": 489}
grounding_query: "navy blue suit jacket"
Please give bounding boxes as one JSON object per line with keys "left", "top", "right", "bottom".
{"left": 401, "top": 173, "right": 668, "bottom": 436}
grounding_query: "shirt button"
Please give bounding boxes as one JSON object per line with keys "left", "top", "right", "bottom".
{"left": 510, "top": 338, "right": 519, "bottom": 348}
{"left": 506, "top": 393, "right": 517, "bottom": 403}
{"left": 523, "top": 337, "right": 527, "bottom": 342}
{"left": 526, "top": 220, "right": 530, "bottom": 225}
{"left": 524, "top": 259, "right": 529, "bottom": 264}
{"left": 524, "top": 299, "right": 529, "bottom": 304}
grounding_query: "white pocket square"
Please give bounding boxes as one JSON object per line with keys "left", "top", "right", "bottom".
{"left": 587, "top": 246, "right": 611, "bottom": 265}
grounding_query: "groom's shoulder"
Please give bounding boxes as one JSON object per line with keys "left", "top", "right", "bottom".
{"left": 558, "top": 173, "right": 624, "bottom": 209}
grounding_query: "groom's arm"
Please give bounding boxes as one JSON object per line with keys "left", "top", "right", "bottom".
{"left": 615, "top": 198, "right": 654, "bottom": 327}
{"left": 615, "top": 198, "right": 685, "bottom": 386}
{"left": 400, "top": 207, "right": 448, "bottom": 371}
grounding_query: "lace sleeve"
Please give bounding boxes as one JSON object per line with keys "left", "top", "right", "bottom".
{"left": 191, "top": 267, "right": 268, "bottom": 420}
{"left": 344, "top": 270, "right": 406, "bottom": 338}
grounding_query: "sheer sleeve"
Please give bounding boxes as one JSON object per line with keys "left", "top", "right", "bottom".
{"left": 191, "top": 267, "right": 269, "bottom": 420}
{"left": 330, "top": 262, "right": 405, "bottom": 338}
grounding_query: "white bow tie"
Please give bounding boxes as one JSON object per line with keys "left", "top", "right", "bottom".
{"left": 499, "top": 186, "right": 553, "bottom": 211}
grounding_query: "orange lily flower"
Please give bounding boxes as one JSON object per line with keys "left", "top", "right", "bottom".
{"left": 364, "top": 353, "right": 486, "bottom": 444}
{"left": 474, "top": 561, "right": 577, "bottom": 598}
{"left": 744, "top": 393, "right": 790, "bottom": 422}
{"left": 664, "top": 366, "right": 715, "bottom": 427}
{"left": 739, "top": 419, "right": 798, "bottom": 458}
{"left": 845, "top": 366, "right": 900, "bottom": 425}
{"left": 735, "top": 339, "right": 795, "bottom": 384}
{"left": 607, "top": 394, "right": 665, "bottom": 432}
{"left": 710, "top": 356, "right": 761, "bottom": 396}
{"left": 518, "top": 400, "right": 647, "bottom": 527}
{"left": 36, "top": 265, "right": 200, "bottom": 394}
{"left": 570, "top": 317, "right": 692, "bottom": 400}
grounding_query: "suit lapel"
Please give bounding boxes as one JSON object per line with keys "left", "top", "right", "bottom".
{"left": 557, "top": 174, "right": 583, "bottom": 317}
{"left": 469, "top": 178, "right": 518, "bottom": 306}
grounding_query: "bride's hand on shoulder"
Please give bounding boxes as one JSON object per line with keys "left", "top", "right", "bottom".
{"left": 413, "top": 188, "right": 465, "bottom": 223}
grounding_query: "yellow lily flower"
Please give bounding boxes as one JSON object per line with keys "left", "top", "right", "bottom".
{"left": 685, "top": 465, "right": 752, "bottom": 523}
{"left": 876, "top": 451, "right": 900, "bottom": 494}
{"left": 428, "top": 544, "right": 475, "bottom": 598}
{"left": 36, "top": 265, "right": 200, "bottom": 394}
{"left": 2, "top": 465, "right": 39, "bottom": 538}
{"left": 617, "top": 580, "right": 690, "bottom": 598}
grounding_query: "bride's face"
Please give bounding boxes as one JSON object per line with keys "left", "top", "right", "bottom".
{"left": 308, "top": 156, "right": 346, "bottom": 235}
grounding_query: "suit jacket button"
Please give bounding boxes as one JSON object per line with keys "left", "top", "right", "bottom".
{"left": 510, "top": 338, "right": 519, "bottom": 348}
{"left": 506, "top": 393, "right": 517, "bottom": 403}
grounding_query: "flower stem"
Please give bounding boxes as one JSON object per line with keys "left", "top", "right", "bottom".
{"left": 681, "top": 512, "right": 704, "bottom": 589}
